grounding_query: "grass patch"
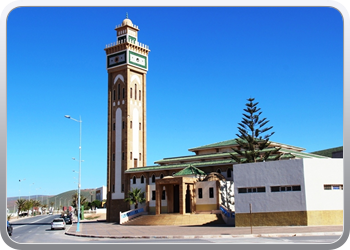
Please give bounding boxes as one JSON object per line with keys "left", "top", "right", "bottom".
{"left": 84, "top": 215, "right": 100, "bottom": 220}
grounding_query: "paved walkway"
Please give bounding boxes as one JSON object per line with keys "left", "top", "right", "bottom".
{"left": 65, "top": 220, "right": 343, "bottom": 239}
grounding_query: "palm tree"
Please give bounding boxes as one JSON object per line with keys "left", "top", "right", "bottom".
{"left": 32, "top": 200, "right": 42, "bottom": 215}
{"left": 71, "top": 193, "right": 87, "bottom": 207}
{"left": 124, "top": 188, "right": 146, "bottom": 209}
{"left": 15, "top": 198, "right": 27, "bottom": 217}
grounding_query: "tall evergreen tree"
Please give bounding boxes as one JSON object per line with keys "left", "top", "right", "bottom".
{"left": 231, "top": 98, "right": 282, "bottom": 163}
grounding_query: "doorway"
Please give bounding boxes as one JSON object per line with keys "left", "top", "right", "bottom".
{"left": 173, "top": 185, "right": 179, "bottom": 213}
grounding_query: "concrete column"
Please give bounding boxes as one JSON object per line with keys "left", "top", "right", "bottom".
{"left": 190, "top": 184, "right": 196, "bottom": 213}
{"left": 155, "top": 183, "right": 161, "bottom": 215}
{"left": 180, "top": 182, "right": 186, "bottom": 214}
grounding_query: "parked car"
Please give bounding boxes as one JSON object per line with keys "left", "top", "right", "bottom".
{"left": 7, "top": 221, "right": 13, "bottom": 236}
{"left": 51, "top": 218, "right": 66, "bottom": 230}
{"left": 63, "top": 216, "right": 72, "bottom": 225}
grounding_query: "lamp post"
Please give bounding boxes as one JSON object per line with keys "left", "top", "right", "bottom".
{"left": 65, "top": 115, "right": 82, "bottom": 232}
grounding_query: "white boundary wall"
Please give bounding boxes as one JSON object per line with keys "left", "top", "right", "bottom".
{"left": 303, "top": 158, "right": 343, "bottom": 211}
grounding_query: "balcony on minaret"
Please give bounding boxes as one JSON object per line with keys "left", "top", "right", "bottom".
{"left": 104, "top": 17, "right": 150, "bottom": 56}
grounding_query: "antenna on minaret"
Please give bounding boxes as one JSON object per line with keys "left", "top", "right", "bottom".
{"left": 126, "top": 12, "right": 128, "bottom": 19}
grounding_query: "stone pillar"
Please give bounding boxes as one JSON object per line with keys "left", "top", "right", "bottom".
{"left": 190, "top": 184, "right": 196, "bottom": 213}
{"left": 179, "top": 182, "right": 186, "bottom": 214}
{"left": 156, "top": 183, "right": 161, "bottom": 215}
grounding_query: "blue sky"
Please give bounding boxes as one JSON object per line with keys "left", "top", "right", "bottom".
{"left": 6, "top": 7, "right": 343, "bottom": 198}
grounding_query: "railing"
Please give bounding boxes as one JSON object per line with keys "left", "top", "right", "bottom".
{"left": 105, "top": 39, "right": 149, "bottom": 50}
{"left": 220, "top": 205, "right": 235, "bottom": 226}
{"left": 119, "top": 206, "right": 147, "bottom": 224}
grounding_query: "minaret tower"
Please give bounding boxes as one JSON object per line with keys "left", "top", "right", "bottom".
{"left": 105, "top": 15, "right": 150, "bottom": 222}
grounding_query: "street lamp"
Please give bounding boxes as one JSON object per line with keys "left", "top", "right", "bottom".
{"left": 65, "top": 115, "right": 82, "bottom": 232}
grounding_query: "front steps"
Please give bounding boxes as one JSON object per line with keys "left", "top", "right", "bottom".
{"left": 123, "top": 213, "right": 225, "bottom": 226}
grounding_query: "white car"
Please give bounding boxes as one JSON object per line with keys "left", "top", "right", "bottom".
{"left": 51, "top": 218, "right": 66, "bottom": 230}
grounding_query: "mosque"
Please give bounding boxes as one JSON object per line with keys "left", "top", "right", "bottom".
{"left": 104, "top": 16, "right": 342, "bottom": 226}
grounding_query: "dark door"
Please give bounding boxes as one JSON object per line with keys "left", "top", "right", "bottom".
{"left": 173, "top": 185, "right": 179, "bottom": 213}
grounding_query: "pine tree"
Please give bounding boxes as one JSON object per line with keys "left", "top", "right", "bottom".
{"left": 231, "top": 98, "right": 282, "bottom": 163}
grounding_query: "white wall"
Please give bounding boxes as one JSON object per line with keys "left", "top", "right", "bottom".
{"left": 234, "top": 159, "right": 307, "bottom": 214}
{"left": 303, "top": 159, "right": 343, "bottom": 211}
{"left": 129, "top": 176, "right": 147, "bottom": 210}
{"left": 195, "top": 181, "right": 217, "bottom": 205}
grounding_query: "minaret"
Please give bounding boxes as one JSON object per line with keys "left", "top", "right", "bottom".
{"left": 105, "top": 15, "right": 150, "bottom": 222}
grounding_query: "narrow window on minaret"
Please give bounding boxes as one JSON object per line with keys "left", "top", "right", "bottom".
{"left": 113, "top": 123, "right": 115, "bottom": 131}
{"left": 113, "top": 90, "right": 115, "bottom": 101}
{"left": 112, "top": 154, "right": 115, "bottom": 161}
{"left": 139, "top": 123, "right": 141, "bottom": 130}
{"left": 122, "top": 88, "right": 125, "bottom": 99}
{"left": 118, "top": 84, "right": 120, "bottom": 100}
{"left": 122, "top": 152, "right": 124, "bottom": 160}
{"left": 122, "top": 121, "right": 125, "bottom": 129}
{"left": 130, "top": 152, "right": 132, "bottom": 160}
{"left": 130, "top": 121, "right": 132, "bottom": 129}
{"left": 139, "top": 90, "right": 141, "bottom": 101}
{"left": 130, "top": 88, "right": 132, "bottom": 98}
{"left": 135, "top": 84, "right": 137, "bottom": 100}
{"left": 139, "top": 153, "right": 141, "bottom": 161}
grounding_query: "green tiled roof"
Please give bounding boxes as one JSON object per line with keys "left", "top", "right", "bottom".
{"left": 173, "top": 165, "right": 206, "bottom": 176}
{"left": 156, "top": 147, "right": 291, "bottom": 165}
{"left": 310, "top": 146, "right": 343, "bottom": 158}
{"left": 188, "top": 138, "right": 305, "bottom": 152}
{"left": 125, "top": 159, "right": 234, "bottom": 174}
{"left": 280, "top": 148, "right": 329, "bottom": 159}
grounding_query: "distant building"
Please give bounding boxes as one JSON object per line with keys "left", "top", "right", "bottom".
{"left": 96, "top": 186, "right": 107, "bottom": 202}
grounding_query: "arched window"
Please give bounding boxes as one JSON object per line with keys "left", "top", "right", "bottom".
{"left": 132, "top": 176, "right": 136, "bottom": 184}
{"left": 151, "top": 175, "right": 155, "bottom": 183}
{"left": 130, "top": 88, "right": 132, "bottom": 98}
{"left": 135, "top": 84, "right": 137, "bottom": 100}
{"left": 118, "top": 84, "right": 120, "bottom": 100}
{"left": 217, "top": 169, "right": 221, "bottom": 174}
{"left": 141, "top": 175, "right": 144, "bottom": 184}
{"left": 160, "top": 174, "right": 164, "bottom": 179}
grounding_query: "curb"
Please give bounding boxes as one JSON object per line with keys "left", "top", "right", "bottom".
{"left": 65, "top": 231, "right": 342, "bottom": 239}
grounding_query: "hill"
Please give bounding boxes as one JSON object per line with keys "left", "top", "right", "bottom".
{"left": 7, "top": 189, "right": 97, "bottom": 213}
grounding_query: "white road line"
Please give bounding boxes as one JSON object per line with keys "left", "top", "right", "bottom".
{"left": 13, "top": 216, "right": 53, "bottom": 230}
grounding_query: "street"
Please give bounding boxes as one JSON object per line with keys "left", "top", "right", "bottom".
{"left": 7, "top": 215, "right": 342, "bottom": 244}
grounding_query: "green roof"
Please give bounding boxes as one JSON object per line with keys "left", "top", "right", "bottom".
{"left": 173, "top": 165, "right": 206, "bottom": 176}
{"left": 310, "top": 146, "right": 343, "bottom": 158}
{"left": 188, "top": 138, "right": 305, "bottom": 152}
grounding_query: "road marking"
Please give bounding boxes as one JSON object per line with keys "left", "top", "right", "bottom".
{"left": 13, "top": 216, "right": 54, "bottom": 230}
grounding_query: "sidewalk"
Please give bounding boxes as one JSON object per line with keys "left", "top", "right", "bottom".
{"left": 65, "top": 220, "right": 344, "bottom": 239}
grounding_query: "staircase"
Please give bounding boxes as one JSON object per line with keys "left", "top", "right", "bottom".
{"left": 123, "top": 213, "right": 225, "bottom": 226}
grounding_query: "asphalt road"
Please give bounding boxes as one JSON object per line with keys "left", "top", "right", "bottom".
{"left": 7, "top": 215, "right": 342, "bottom": 245}
{"left": 9, "top": 214, "right": 67, "bottom": 243}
